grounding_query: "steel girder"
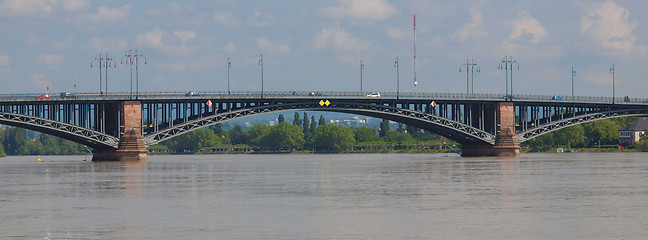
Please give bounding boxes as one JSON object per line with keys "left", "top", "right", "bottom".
{"left": 0, "top": 112, "right": 119, "bottom": 149}
{"left": 143, "top": 101, "right": 495, "bottom": 146}
{"left": 517, "top": 108, "right": 648, "bottom": 143}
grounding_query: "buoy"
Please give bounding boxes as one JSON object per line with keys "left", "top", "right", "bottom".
{"left": 38, "top": 156, "right": 42, "bottom": 162}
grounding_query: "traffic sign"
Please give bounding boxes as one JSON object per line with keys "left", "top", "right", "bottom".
{"left": 206, "top": 100, "right": 212, "bottom": 106}
{"left": 430, "top": 101, "right": 436, "bottom": 107}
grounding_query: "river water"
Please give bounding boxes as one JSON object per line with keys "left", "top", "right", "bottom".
{"left": 1, "top": 153, "right": 647, "bottom": 239}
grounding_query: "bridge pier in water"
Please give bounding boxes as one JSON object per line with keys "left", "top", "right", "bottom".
{"left": 92, "top": 101, "right": 148, "bottom": 162}
{"left": 462, "top": 102, "right": 520, "bottom": 157}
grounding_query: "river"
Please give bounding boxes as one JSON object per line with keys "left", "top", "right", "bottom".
{"left": 1, "top": 153, "right": 647, "bottom": 239}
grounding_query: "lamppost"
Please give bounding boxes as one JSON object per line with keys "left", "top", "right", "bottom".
{"left": 610, "top": 64, "right": 615, "bottom": 104}
{"left": 498, "top": 56, "right": 519, "bottom": 101}
{"left": 121, "top": 49, "right": 147, "bottom": 99}
{"left": 394, "top": 57, "right": 399, "bottom": 99}
{"left": 91, "top": 53, "right": 115, "bottom": 96}
{"left": 227, "top": 57, "right": 232, "bottom": 94}
{"left": 459, "top": 59, "right": 480, "bottom": 95}
{"left": 571, "top": 66, "right": 576, "bottom": 101}
{"left": 258, "top": 54, "right": 263, "bottom": 98}
{"left": 360, "top": 59, "right": 365, "bottom": 92}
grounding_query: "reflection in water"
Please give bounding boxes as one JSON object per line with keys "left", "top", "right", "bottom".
{"left": 1, "top": 153, "right": 647, "bottom": 239}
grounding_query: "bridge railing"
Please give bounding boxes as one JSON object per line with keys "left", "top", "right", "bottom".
{"left": 1, "top": 91, "right": 647, "bottom": 104}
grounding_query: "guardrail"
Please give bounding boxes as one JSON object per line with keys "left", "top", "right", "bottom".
{"left": 1, "top": 91, "right": 647, "bottom": 104}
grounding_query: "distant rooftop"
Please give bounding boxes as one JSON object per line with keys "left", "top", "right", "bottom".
{"left": 620, "top": 117, "right": 648, "bottom": 131}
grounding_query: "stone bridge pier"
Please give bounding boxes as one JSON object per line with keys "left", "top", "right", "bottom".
{"left": 92, "top": 101, "right": 148, "bottom": 161}
{"left": 461, "top": 102, "right": 520, "bottom": 157}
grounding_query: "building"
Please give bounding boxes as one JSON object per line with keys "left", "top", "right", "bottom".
{"left": 618, "top": 117, "right": 648, "bottom": 145}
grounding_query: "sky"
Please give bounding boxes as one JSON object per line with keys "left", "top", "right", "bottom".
{"left": 1, "top": 0, "right": 648, "bottom": 98}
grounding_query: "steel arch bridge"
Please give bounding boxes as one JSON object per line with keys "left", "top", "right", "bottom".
{"left": 1, "top": 91, "right": 648, "bottom": 159}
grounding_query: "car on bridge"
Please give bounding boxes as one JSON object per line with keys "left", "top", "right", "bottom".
{"left": 60, "top": 92, "right": 76, "bottom": 98}
{"left": 309, "top": 92, "right": 324, "bottom": 96}
{"left": 551, "top": 96, "right": 563, "bottom": 100}
{"left": 35, "top": 94, "right": 51, "bottom": 99}
{"left": 185, "top": 92, "right": 200, "bottom": 97}
{"left": 367, "top": 92, "right": 381, "bottom": 97}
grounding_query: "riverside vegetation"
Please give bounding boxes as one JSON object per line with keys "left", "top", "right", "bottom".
{"left": 1, "top": 114, "right": 648, "bottom": 157}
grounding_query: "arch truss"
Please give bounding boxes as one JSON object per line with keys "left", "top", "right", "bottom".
{"left": 0, "top": 112, "right": 119, "bottom": 149}
{"left": 143, "top": 101, "right": 495, "bottom": 146}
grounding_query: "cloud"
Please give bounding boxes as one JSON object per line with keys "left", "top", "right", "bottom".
{"left": 136, "top": 28, "right": 197, "bottom": 56}
{"left": 173, "top": 30, "right": 196, "bottom": 43}
{"left": 321, "top": 0, "right": 395, "bottom": 21}
{"left": 0, "top": 0, "right": 56, "bottom": 17}
{"left": 30, "top": 73, "right": 51, "bottom": 90}
{"left": 37, "top": 54, "right": 65, "bottom": 66}
{"left": 221, "top": 42, "right": 236, "bottom": 53}
{"left": 506, "top": 11, "right": 546, "bottom": 44}
{"left": 256, "top": 37, "right": 290, "bottom": 55}
{"left": 0, "top": 55, "right": 10, "bottom": 75}
{"left": 61, "top": 0, "right": 89, "bottom": 12}
{"left": 213, "top": 12, "right": 241, "bottom": 27}
{"left": 247, "top": 11, "right": 276, "bottom": 27}
{"left": 148, "top": 3, "right": 184, "bottom": 17}
{"left": 86, "top": 4, "right": 130, "bottom": 22}
{"left": 313, "top": 23, "right": 370, "bottom": 52}
{"left": 581, "top": 1, "right": 638, "bottom": 53}
{"left": 387, "top": 27, "right": 405, "bottom": 41}
{"left": 454, "top": 4, "right": 488, "bottom": 42}
{"left": 89, "top": 37, "right": 128, "bottom": 52}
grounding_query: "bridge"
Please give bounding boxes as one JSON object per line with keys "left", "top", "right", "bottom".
{"left": 1, "top": 91, "right": 647, "bottom": 161}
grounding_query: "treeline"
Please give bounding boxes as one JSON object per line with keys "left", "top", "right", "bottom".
{"left": 0, "top": 127, "right": 88, "bottom": 157}
{"left": 525, "top": 117, "right": 642, "bottom": 151}
{"left": 161, "top": 112, "right": 445, "bottom": 153}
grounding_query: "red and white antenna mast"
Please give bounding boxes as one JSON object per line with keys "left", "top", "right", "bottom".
{"left": 413, "top": 14, "right": 417, "bottom": 89}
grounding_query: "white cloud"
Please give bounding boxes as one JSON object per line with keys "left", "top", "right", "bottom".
{"left": 61, "top": 0, "right": 89, "bottom": 12}
{"left": 213, "top": 12, "right": 241, "bottom": 27}
{"left": 89, "top": 37, "right": 128, "bottom": 52}
{"left": 0, "top": 0, "right": 57, "bottom": 17}
{"left": 86, "top": 4, "right": 130, "bottom": 22}
{"left": 581, "top": 1, "right": 638, "bottom": 53}
{"left": 37, "top": 54, "right": 64, "bottom": 66}
{"left": 136, "top": 28, "right": 196, "bottom": 56}
{"left": 321, "top": 0, "right": 395, "bottom": 21}
{"left": 454, "top": 4, "right": 488, "bottom": 42}
{"left": 0, "top": 55, "right": 10, "bottom": 75}
{"left": 256, "top": 37, "right": 290, "bottom": 55}
{"left": 30, "top": 73, "right": 51, "bottom": 90}
{"left": 313, "top": 23, "right": 370, "bottom": 52}
{"left": 173, "top": 30, "right": 196, "bottom": 43}
{"left": 506, "top": 11, "right": 546, "bottom": 44}
{"left": 148, "top": 3, "right": 184, "bottom": 17}
{"left": 387, "top": 27, "right": 405, "bottom": 41}
{"left": 247, "top": 11, "right": 276, "bottom": 27}
{"left": 221, "top": 42, "right": 236, "bottom": 53}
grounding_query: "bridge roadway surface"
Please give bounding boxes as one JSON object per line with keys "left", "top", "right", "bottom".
{"left": 1, "top": 91, "right": 647, "bottom": 160}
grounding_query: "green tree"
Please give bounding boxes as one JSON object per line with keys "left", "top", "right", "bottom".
{"left": 302, "top": 112, "right": 309, "bottom": 133}
{"left": 379, "top": 119, "right": 390, "bottom": 137}
{"left": 262, "top": 122, "right": 304, "bottom": 150}
{"left": 634, "top": 138, "right": 648, "bottom": 152}
{"left": 293, "top": 112, "right": 301, "bottom": 126}
{"left": 310, "top": 116, "right": 317, "bottom": 133}
{"left": 229, "top": 125, "right": 247, "bottom": 145}
{"left": 248, "top": 124, "right": 271, "bottom": 146}
{"left": 554, "top": 124, "right": 586, "bottom": 148}
{"left": 278, "top": 114, "right": 285, "bottom": 123}
{"left": 384, "top": 131, "right": 413, "bottom": 144}
{"left": 354, "top": 127, "right": 379, "bottom": 142}
{"left": 311, "top": 124, "right": 355, "bottom": 151}
{"left": 165, "top": 128, "right": 221, "bottom": 152}
{"left": 319, "top": 115, "right": 326, "bottom": 126}
{"left": 584, "top": 119, "right": 620, "bottom": 145}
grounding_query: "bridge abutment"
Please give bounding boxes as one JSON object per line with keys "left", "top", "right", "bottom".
{"left": 92, "top": 101, "right": 148, "bottom": 162}
{"left": 462, "top": 102, "right": 520, "bottom": 157}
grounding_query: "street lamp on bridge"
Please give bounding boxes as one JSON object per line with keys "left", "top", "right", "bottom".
{"left": 121, "top": 50, "right": 147, "bottom": 100}
{"left": 459, "top": 59, "right": 480, "bottom": 95}
{"left": 259, "top": 54, "right": 264, "bottom": 98}
{"left": 90, "top": 53, "right": 116, "bottom": 96}
{"left": 571, "top": 66, "right": 576, "bottom": 101}
{"left": 360, "top": 59, "right": 366, "bottom": 92}
{"left": 610, "top": 64, "right": 615, "bottom": 104}
{"left": 498, "top": 56, "right": 519, "bottom": 101}
{"left": 227, "top": 57, "right": 232, "bottom": 94}
{"left": 395, "top": 56, "right": 399, "bottom": 99}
